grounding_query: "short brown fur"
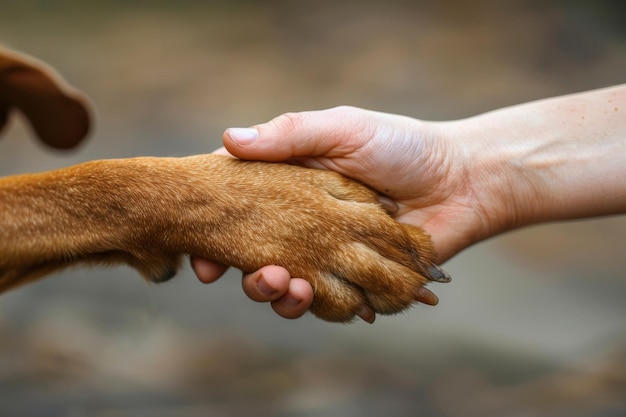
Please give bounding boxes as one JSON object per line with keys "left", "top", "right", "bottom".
{"left": 0, "top": 47, "right": 447, "bottom": 323}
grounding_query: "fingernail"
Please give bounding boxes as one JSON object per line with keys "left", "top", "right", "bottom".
{"left": 227, "top": 127, "right": 258, "bottom": 145}
{"left": 257, "top": 277, "right": 279, "bottom": 298}
{"left": 283, "top": 294, "right": 301, "bottom": 307}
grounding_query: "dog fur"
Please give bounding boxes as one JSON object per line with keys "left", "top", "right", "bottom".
{"left": 0, "top": 47, "right": 449, "bottom": 323}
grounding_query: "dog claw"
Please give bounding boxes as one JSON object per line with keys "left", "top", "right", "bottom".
{"left": 378, "top": 196, "right": 399, "bottom": 215}
{"left": 426, "top": 265, "right": 451, "bottom": 283}
{"left": 356, "top": 305, "right": 376, "bottom": 324}
{"left": 152, "top": 267, "right": 177, "bottom": 283}
{"left": 414, "top": 287, "right": 439, "bottom": 306}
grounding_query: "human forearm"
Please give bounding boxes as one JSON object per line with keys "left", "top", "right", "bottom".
{"left": 449, "top": 84, "right": 626, "bottom": 238}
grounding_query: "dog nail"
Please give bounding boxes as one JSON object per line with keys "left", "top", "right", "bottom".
{"left": 414, "top": 287, "right": 439, "bottom": 306}
{"left": 227, "top": 128, "right": 258, "bottom": 145}
{"left": 378, "top": 196, "right": 399, "bottom": 215}
{"left": 356, "top": 305, "right": 376, "bottom": 323}
{"left": 426, "top": 265, "right": 451, "bottom": 283}
{"left": 151, "top": 267, "right": 177, "bottom": 283}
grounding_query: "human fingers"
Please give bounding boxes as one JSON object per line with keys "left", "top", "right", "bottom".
{"left": 270, "top": 278, "right": 313, "bottom": 319}
{"left": 190, "top": 256, "right": 230, "bottom": 283}
{"left": 242, "top": 266, "right": 313, "bottom": 319}
{"left": 221, "top": 107, "right": 446, "bottom": 204}
{"left": 241, "top": 265, "right": 292, "bottom": 302}
{"left": 222, "top": 106, "right": 372, "bottom": 163}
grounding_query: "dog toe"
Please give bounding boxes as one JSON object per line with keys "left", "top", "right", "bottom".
{"left": 308, "top": 271, "right": 367, "bottom": 322}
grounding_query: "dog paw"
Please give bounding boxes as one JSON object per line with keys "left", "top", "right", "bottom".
{"left": 169, "top": 156, "right": 451, "bottom": 323}
{"left": 291, "top": 209, "right": 450, "bottom": 323}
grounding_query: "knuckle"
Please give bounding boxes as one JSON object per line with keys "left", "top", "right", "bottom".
{"left": 268, "top": 111, "right": 305, "bottom": 134}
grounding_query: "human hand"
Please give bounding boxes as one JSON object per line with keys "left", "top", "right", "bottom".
{"left": 195, "top": 86, "right": 626, "bottom": 319}
{"left": 192, "top": 257, "right": 315, "bottom": 319}
{"left": 214, "top": 106, "right": 490, "bottom": 262}
{"left": 193, "top": 106, "right": 483, "bottom": 318}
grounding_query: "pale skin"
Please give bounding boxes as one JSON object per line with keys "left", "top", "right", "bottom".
{"left": 191, "top": 84, "right": 626, "bottom": 319}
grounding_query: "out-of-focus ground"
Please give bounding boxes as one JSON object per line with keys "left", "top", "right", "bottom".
{"left": 1, "top": 1, "right": 625, "bottom": 416}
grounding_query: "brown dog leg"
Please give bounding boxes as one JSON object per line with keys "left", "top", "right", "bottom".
{"left": 0, "top": 155, "right": 449, "bottom": 322}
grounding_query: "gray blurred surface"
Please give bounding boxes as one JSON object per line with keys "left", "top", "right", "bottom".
{"left": 1, "top": 1, "right": 625, "bottom": 416}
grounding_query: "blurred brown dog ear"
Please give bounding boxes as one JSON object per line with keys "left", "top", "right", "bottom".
{"left": 0, "top": 46, "right": 90, "bottom": 149}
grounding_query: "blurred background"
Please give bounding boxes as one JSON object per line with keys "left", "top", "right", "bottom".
{"left": 1, "top": 1, "right": 625, "bottom": 416}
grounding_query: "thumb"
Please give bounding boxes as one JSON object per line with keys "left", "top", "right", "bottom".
{"left": 222, "top": 106, "right": 370, "bottom": 162}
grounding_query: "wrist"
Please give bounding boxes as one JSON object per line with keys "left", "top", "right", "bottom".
{"left": 432, "top": 117, "right": 539, "bottom": 244}
{"left": 451, "top": 85, "right": 626, "bottom": 237}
